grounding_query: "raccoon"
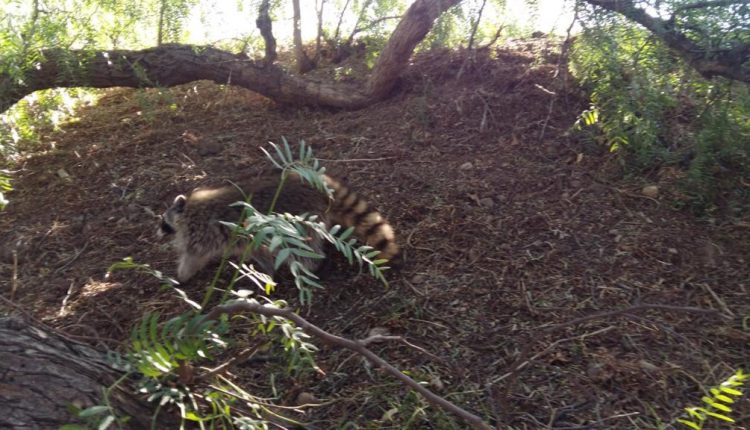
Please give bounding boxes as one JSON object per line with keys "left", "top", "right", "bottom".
{"left": 159, "top": 173, "right": 398, "bottom": 283}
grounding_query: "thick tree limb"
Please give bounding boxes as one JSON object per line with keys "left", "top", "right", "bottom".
{"left": 205, "top": 300, "right": 494, "bottom": 430}
{"left": 0, "top": 44, "right": 370, "bottom": 112}
{"left": 1, "top": 0, "right": 461, "bottom": 113}
{"left": 583, "top": 0, "right": 750, "bottom": 83}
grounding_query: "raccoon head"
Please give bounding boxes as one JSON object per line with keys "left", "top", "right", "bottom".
{"left": 157, "top": 195, "right": 187, "bottom": 238}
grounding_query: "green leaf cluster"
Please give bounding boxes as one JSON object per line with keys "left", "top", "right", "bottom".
{"left": 676, "top": 368, "right": 748, "bottom": 429}
{"left": 570, "top": 19, "right": 750, "bottom": 215}
{"left": 129, "top": 312, "right": 229, "bottom": 378}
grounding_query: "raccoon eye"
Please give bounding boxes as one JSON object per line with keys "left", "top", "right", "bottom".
{"left": 160, "top": 217, "right": 176, "bottom": 235}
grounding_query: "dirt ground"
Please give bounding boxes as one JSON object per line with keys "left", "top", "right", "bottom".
{"left": 2, "top": 41, "right": 749, "bottom": 429}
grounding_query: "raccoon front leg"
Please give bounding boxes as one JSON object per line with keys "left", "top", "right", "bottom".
{"left": 177, "top": 251, "right": 218, "bottom": 283}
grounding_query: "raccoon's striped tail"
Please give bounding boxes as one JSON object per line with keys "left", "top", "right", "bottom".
{"left": 323, "top": 175, "right": 399, "bottom": 262}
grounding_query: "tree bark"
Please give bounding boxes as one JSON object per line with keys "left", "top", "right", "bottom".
{"left": 0, "top": 316, "right": 175, "bottom": 429}
{"left": 582, "top": 0, "right": 750, "bottom": 83}
{"left": 0, "top": 0, "right": 461, "bottom": 113}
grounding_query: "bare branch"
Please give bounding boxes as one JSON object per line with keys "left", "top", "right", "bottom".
{"left": 466, "top": 0, "right": 488, "bottom": 50}
{"left": 205, "top": 301, "right": 494, "bottom": 430}
{"left": 333, "top": 0, "right": 353, "bottom": 42}
{"left": 351, "top": 15, "right": 403, "bottom": 38}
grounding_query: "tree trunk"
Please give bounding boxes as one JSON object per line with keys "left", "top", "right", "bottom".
{"left": 314, "top": 0, "right": 325, "bottom": 62}
{"left": 292, "top": 0, "right": 316, "bottom": 73}
{"left": 0, "top": 0, "right": 462, "bottom": 113}
{"left": 0, "top": 316, "right": 175, "bottom": 429}
{"left": 256, "top": 0, "right": 277, "bottom": 65}
{"left": 366, "top": 0, "right": 461, "bottom": 99}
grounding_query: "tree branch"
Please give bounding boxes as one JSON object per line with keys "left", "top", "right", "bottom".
{"left": 583, "top": 0, "right": 750, "bottom": 83}
{"left": 205, "top": 300, "right": 494, "bottom": 430}
{"left": 0, "top": 44, "right": 370, "bottom": 112}
{"left": 367, "top": 0, "right": 462, "bottom": 98}
{"left": 1, "top": 0, "right": 465, "bottom": 113}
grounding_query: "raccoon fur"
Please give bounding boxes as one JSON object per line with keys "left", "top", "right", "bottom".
{"left": 159, "top": 173, "right": 398, "bottom": 283}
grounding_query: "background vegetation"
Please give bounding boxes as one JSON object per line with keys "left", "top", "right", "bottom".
{"left": 1, "top": 0, "right": 749, "bottom": 428}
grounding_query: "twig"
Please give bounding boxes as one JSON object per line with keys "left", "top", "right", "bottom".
{"left": 358, "top": 334, "right": 445, "bottom": 364}
{"left": 11, "top": 251, "right": 18, "bottom": 301}
{"left": 351, "top": 15, "right": 402, "bottom": 37}
{"left": 205, "top": 301, "right": 494, "bottom": 430}
{"left": 539, "top": 303, "right": 722, "bottom": 333}
{"left": 477, "top": 25, "right": 504, "bottom": 50}
{"left": 54, "top": 240, "right": 89, "bottom": 273}
{"left": 198, "top": 347, "right": 257, "bottom": 381}
{"left": 492, "top": 326, "right": 616, "bottom": 384}
{"left": 316, "top": 156, "right": 396, "bottom": 162}
{"left": 59, "top": 280, "right": 76, "bottom": 315}
{"left": 699, "top": 283, "right": 734, "bottom": 317}
{"left": 539, "top": 6, "right": 578, "bottom": 142}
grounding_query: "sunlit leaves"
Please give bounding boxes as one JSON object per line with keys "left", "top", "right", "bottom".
{"left": 676, "top": 369, "right": 748, "bottom": 429}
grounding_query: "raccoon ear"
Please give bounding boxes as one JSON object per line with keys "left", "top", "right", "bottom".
{"left": 173, "top": 195, "right": 187, "bottom": 212}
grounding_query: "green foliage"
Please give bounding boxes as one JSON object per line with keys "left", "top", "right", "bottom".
{"left": 0, "top": 170, "right": 10, "bottom": 210}
{"left": 129, "top": 312, "right": 229, "bottom": 378}
{"left": 228, "top": 138, "right": 389, "bottom": 304}
{"left": 676, "top": 369, "right": 748, "bottom": 429}
{"left": 94, "top": 139, "right": 391, "bottom": 427}
{"left": 570, "top": 20, "right": 750, "bottom": 215}
{"left": 0, "top": 88, "right": 96, "bottom": 158}
{"left": 157, "top": 0, "right": 199, "bottom": 44}
{"left": 119, "top": 296, "right": 314, "bottom": 429}
{"left": 261, "top": 137, "right": 333, "bottom": 198}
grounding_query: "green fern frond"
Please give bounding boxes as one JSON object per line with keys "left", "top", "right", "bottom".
{"left": 676, "top": 369, "right": 747, "bottom": 430}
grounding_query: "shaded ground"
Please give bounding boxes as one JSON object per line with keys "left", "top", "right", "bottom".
{"left": 2, "top": 41, "right": 749, "bottom": 429}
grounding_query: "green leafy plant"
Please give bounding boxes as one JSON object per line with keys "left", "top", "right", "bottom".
{"left": 676, "top": 369, "right": 748, "bottom": 429}
{"left": 217, "top": 138, "right": 389, "bottom": 304}
{"left": 89, "top": 139, "right": 393, "bottom": 428}
{"left": 0, "top": 170, "right": 11, "bottom": 210}
{"left": 570, "top": 18, "right": 750, "bottom": 215}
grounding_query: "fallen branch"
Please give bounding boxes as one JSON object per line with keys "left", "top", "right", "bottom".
{"left": 205, "top": 300, "right": 494, "bottom": 430}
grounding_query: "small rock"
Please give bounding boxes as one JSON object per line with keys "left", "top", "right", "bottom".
{"left": 57, "top": 168, "right": 72, "bottom": 181}
{"left": 429, "top": 375, "right": 445, "bottom": 391}
{"left": 642, "top": 185, "right": 659, "bottom": 198}
{"left": 197, "top": 140, "right": 223, "bottom": 156}
{"left": 479, "top": 197, "right": 495, "bottom": 208}
{"left": 459, "top": 161, "right": 473, "bottom": 170}
{"left": 295, "top": 392, "right": 320, "bottom": 406}
{"left": 410, "top": 274, "right": 425, "bottom": 284}
{"left": 638, "top": 360, "right": 660, "bottom": 374}
{"left": 367, "top": 327, "right": 390, "bottom": 338}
